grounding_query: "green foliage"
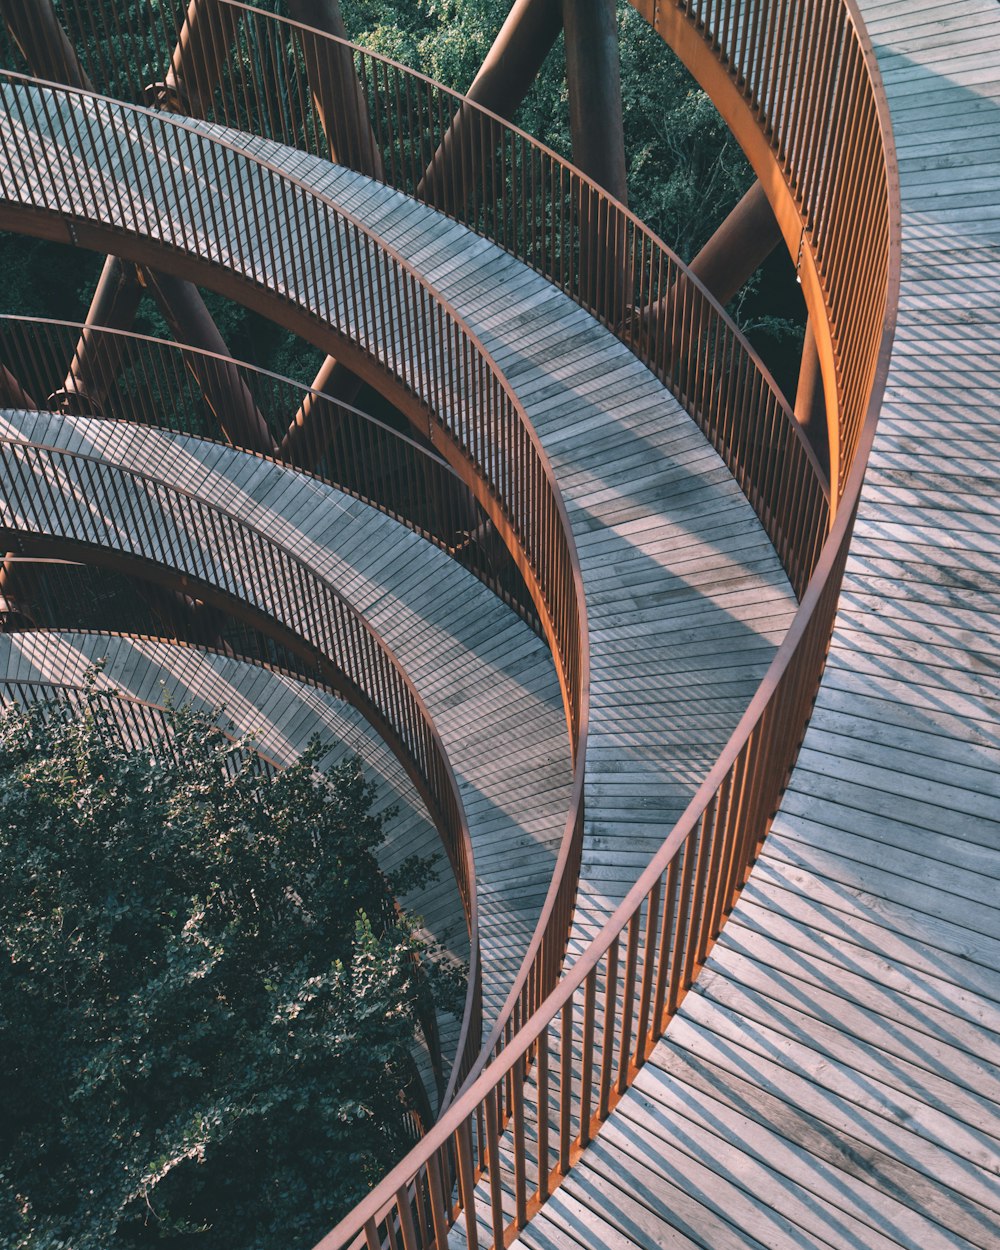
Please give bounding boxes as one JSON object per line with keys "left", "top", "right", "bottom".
{"left": 0, "top": 692, "right": 445, "bottom": 1250}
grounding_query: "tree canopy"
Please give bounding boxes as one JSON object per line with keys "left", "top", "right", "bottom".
{"left": 0, "top": 691, "right": 448, "bottom": 1250}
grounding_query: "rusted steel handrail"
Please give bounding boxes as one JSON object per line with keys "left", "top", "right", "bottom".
{"left": 0, "top": 71, "right": 587, "bottom": 748}
{"left": 0, "top": 433, "right": 483, "bottom": 1097}
{"left": 0, "top": 1, "right": 901, "bottom": 1242}
{"left": 0, "top": 68, "right": 590, "bottom": 1106}
{"left": 7, "top": 0, "right": 829, "bottom": 594}
{"left": 0, "top": 314, "right": 541, "bottom": 634}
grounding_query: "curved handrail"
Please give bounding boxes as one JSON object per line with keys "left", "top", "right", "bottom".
{"left": 11, "top": 0, "right": 828, "bottom": 592}
{"left": 0, "top": 2, "right": 900, "bottom": 1241}
{"left": 0, "top": 68, "right": 590, "bottom": 1102}
{"left": 0, "top": 433, "right": 483, "bottom": 1097}
{"left": 0, "top": 70, "right": 587, "bottom": 745}
{"left": 0, "top": 314, "right": 541, "bottom": 634}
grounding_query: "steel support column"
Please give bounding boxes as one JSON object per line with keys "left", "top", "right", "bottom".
{"left": 561, "top": 0, "right": 628, "bottom": 318}
{"left": 794, "top": 317, "right": 829, "bottom": 475}
{"left": 418, "top": 0, "right": 562, "bottom": 209}
{"left": 562, "top": 0, "right": 628, "bottom": 205}
{"left": 51, "top": 256, "right": 143, "bottom": 415}
{"left": 146, "top": 0, "right": 240, "bottom": 116}
{"left": 0, "top": 363, "right": 36, "bottom": 410}
{"left": 280, "top": 355, "right": 362, "bottom": 469}
{"left": 286, "top": 0, "right": 383, "bottom": 178}
{"left": 3, "top": 0, "right": 272, "bottom": 454}
{"left": 141, "top": 270, "right": 276, "bottom": 454}
{"left": 689, "top": 180, "right": 782, "bottom": 306}
{"left": 0, "top": 0, "right": 86, "bottom": 86}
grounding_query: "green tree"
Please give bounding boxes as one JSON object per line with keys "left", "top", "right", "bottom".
{"left": 0, "top": 690, "right": 450, "bottom": 1250}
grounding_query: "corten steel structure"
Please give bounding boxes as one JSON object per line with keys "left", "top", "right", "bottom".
{"left": 2, "top": 0, "right": 999, "bottom": 1248}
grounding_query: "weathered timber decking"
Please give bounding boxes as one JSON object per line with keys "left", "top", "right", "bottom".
{"left": 513, "top": 2, "right": 1000, "bottom": 1246}
{"left": 0, "top": 411, "right": 571, "bottom": 1036}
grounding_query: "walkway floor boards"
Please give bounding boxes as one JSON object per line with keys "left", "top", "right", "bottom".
{"left": 514, "top": 1, "right": 1000, "bottom": 1246}
{"left": 0, "top": 411, "right": 572, "bottom": 1036}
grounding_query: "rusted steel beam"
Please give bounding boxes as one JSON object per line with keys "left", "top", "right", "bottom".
{"left": 280, "top": 354, "right": 361, "bottom": 469}
{"left": 417, "top": 0, "right": 562, "bottom": 209}
{"left": 0, "top": 362, "right": 36, "bottom": 410}
{"left": 689, "top": 180, "right": 782, "bottom": 307}
{"left": 794, "top": 317, "right": 829, "bottom": 476}
{"left": 279, "top": 2, "right": 377, "bottom": 460}
{"left": 146, "top": 0, "right": 240, "bottom": 116}
{"left": 561, "top": 0, "right": 628, "bottom": 319}
{"left": 50, "top": 256, "right": 143, "bottom": 415}
{"left": 634, "top": 180, "right": 781, "bottom": 339}
{"left": 561, "top": 0, "right": 628, "bottom": 205}
{"left": 286, "top": 0, "right": 384, "bottom": 179}
{"left": 141, "top": 269, "right": 276, "bottom": 455}
{"left": 0, "top": 0, "right": 87, "bottom": 87}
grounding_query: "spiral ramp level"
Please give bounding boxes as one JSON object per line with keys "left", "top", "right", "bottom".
{"left": 0, "top": 2, "right": 997, "bottom": 1249}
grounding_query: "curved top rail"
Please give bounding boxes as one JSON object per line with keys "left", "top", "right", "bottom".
{"left": 0, "top": 313, "right": 541, "bottom": 632}
{"left": 317, "top": 0, "right": 901, "bottom": 1243}
{"left": 0, "top": 3, "right": 828, "bottom": 578}
{"left": 0, "top": 672, "right": 285, "bottom": 772}
{"left": 16, "top": 0, "right": 823, "bottom": 508}
{"left": 0, "top": 65, "right": 590, "bottom": 794}
{"left": 0, "top": 67, "right": 590, "bottom": 1106}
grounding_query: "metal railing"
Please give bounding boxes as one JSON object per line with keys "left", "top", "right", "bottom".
{"left": 0, "top": 66, "right": 591, "bottom": 1102}
{"left": 0, "top": 314, "right": 541, "bottom": 634}
{"left": 313, "top": 0, "right": 900, "bottom": 1242}
{"left": 1, "top": 0, "right": 830, "bottom": 595}
{"left": 0, "top": 434, "right": 483, "bottom": 1097}
{"left": 0, "top": 674, "right": 287, "bottom": 770}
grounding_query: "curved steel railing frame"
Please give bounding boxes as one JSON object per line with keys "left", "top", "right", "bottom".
{"left": 0, "top": 67, "right": 591, "bottom": 1102}
{"left": 0, "top": 433, "right": 483, "bottom": 1098}
{"left": 0, "top": 0, "right": 899, "bottom": 1240}
{"left": 314, "top": 0, "right": 900, "bottom": 1243}
{"left": 0, "top": 314, "right": 542, "bottom": 634}
{"left": 18, "top": 0, "right": 828, "bottom": 589}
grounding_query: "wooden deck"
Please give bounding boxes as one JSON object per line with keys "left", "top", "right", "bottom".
{"left": 511, "top": 2, "right": 1000, "bottom": 1246}
{"left": 0, "top": 97, "right": 796, "bottom": 968}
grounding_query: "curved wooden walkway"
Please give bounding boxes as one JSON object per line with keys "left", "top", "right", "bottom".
{"left": 0, "top": 628, "right": 468, "bottom": 1102}
{"left": 193, "top": 126, "right": 799, "bottom": 948}
{"left": 0, "top": 98, "right": 797, "bottom": 952}
{"left": 0, "top": 409, "right": 571, "bottom": 1036}
{"left": 512, "top": 3, "right": 1000, "bottom": 1246}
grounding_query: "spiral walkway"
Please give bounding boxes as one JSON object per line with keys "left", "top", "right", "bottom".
{"left": 0, "top": 84, "right": 799, "bottom": 975}
{"left": 3, "top": 1, "right": 998, "bottom": 1248}
{"left": 0, "top": 407, "right": 573, "bottom": 1038}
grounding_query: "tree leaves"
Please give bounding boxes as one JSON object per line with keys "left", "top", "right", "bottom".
{"left": 0, "top": 693, "right": 447, "bottom": 1249}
